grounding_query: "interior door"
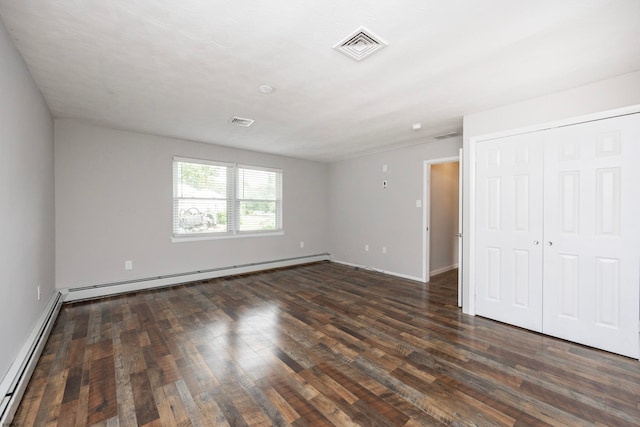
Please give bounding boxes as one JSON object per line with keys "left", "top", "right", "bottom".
{"left": 475, "top": 132, "right": 544, "bottom": 331}
{"left": 542, "top": 114, "right": 640, "bottom": 358}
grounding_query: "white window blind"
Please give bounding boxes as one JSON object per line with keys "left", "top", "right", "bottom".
{"left": 173, "top": 157, "right": 282, "bottom": 239}
{"left": 237, "top": 165, "right": 283, "bottom": 232}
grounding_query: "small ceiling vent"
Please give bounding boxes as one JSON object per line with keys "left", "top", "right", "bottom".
{"left": 229, "top": 116, "right": 254, "bottom": 127}
{"left": 434, "top": 130, "right": 462, "bottom": 140}
{"left": 334, "top": 26, "right": 388, "bottom": 62}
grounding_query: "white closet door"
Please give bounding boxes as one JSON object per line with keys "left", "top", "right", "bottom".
{"left": 476, "top": 133, "right": 544, "bottom": 331}
{"left": 542, "top": 114, "right": 640, "bottom": 358}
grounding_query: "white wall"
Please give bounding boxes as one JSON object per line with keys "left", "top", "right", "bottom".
{"left": 462, "top": 70, "right": 640, "bottom": 313}
{"left": 329, "top": 138, "right": 462, "bottom": 280}
{"left": 55, "top": 120, "right": 329, "bottom": 289}
{"left": 429, "top": 162, "right": 459, "bottom": 274}
{"left": 0, "top": 19, "right": 55, "bottom": 383}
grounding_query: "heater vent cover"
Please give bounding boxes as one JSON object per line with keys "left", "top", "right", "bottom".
{"left": 334, "top": 26, "right": 388, "bottom": 62}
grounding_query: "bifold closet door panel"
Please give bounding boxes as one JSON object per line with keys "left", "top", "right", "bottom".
{"left": 542, "top": 113, "right": 640, "bottom": 359}
{"left": 475, "top": 133, "right": 544, "bottom": 332}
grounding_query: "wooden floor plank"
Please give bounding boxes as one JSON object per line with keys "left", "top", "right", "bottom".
{"left": 129, "top": 371, "right": 160, "bottom": 425}
{"left": 10, "top": 262, "right": 640, "bottom": 426}
{"left": 87, "top": 355, "right": 118, "bottom": 425}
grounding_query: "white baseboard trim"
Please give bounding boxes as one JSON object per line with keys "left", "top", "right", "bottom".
{"left": 62, "top": 254, "right": 331, "bottom": 302}
{"left": 331, "top": 259, "right": 423, "bottom": 283}
{"left": 430, "top": 264, "right": 459, "bottom": 276}
{"left": 0, "top": 291, "right": 63, "bottom": 426}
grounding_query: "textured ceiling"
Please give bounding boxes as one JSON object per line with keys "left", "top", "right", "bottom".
{"left": 1, "top": 0, "right": 639, "bottom": 162}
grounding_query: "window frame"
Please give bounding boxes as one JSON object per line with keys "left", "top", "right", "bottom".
{"left": 172, "top": 156, "right": 283, "bottom": 242}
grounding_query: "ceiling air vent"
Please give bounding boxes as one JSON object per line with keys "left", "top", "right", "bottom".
{"left": 334, "top": 26, "right": 388, "bottom": 62}
{"left": 434, "top": 130, "right": 462, "bottom": 140}
{"left": 229, "top": 116, "right": 255, "bottom": 127}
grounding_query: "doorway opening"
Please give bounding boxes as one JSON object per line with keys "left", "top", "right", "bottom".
{"left": 423, "top": 156, "right": 461, "bottom": 306}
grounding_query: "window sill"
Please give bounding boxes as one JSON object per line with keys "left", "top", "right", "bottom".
{"left": 171, "top": 230, "right": 284, "bottom": 243}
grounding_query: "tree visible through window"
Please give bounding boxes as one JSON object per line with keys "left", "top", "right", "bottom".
{"left": 173, "top": 157, "right": 282, "bottom": 238}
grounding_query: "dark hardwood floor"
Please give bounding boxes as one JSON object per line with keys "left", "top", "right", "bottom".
{"left": 11, "top": 262, "right": 640, "bottom": 426}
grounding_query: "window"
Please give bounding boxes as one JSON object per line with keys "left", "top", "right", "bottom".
{"left": 237, "top": 166, "right": 283, "bottom": 232}
{"left": 173, "top": 157, "right": 282, "bottom": 239}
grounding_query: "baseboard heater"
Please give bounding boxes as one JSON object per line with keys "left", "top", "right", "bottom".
{"left": 63, "top": 253, "right": 331, "bottom": 302}
{"left": 0, "top": 291, "right": 63, "bottom": 426}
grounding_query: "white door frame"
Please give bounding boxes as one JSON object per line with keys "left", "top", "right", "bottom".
{"left": 465, "top": 104, "right": 640, "bottom": 317}
{"left": 457, "top": 148, "right": 463, "bottom": 307}
{"left": 423, "top": 156, "right": 460, "bottom": 284}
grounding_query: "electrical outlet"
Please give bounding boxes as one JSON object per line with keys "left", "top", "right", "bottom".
{"left": 37, "top": 285, "right": 40, "bottom": 301}
{"left": 383, "top": 180, "right": 388, "bottom": 188}
{"left": 125, "top": 260, "right": 133, "bottom": 270}
{"left": 382, "top": 246, "right": 387, "bottom": 254}
{"left": 365, "top": 244, "right": 369, "bottom": 252}
{"left": 300, "top": 241, "right": 304, "bottom": 248}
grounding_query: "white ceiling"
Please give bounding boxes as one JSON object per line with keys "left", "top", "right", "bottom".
{"left": 1, "top": 1, "right": 639, "bottom": 162}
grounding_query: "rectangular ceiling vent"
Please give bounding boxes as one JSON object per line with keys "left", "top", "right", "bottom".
{"left": 434, "top": 130, "right": 462, "bottom": 140}
{"left": 229, "top": 116, "right": 255, "bottom": 127}
{"left": 334, "top": 26, "right": 388, "bottom": 62}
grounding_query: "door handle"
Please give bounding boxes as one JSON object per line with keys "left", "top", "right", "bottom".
{"left": 547, "top": 241, "right": 553, "bottom": 246}
{"left": 533, "top": 240, "right": 539, "bottom": 245}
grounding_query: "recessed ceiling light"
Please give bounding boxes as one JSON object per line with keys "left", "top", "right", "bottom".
{"left": 259, "top": 85, "right": 274, "bottom": 94}
{"left": 412, "top": 123, "right": 422, "bottom": 131}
